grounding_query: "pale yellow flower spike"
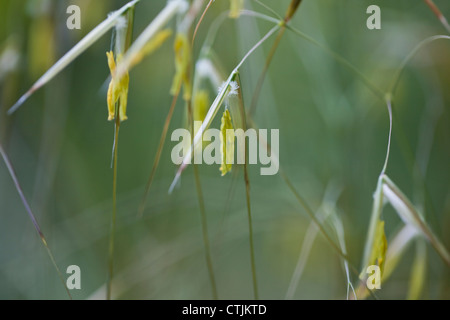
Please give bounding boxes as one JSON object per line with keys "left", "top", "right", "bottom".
{"left": 106, "top": 51, "right": 130, "bottom": 122}
{"left": 106, "top": 51, "right": 116, "bottom": 121}
{"left": 220, "top": 109, "right": 234, "bottom": 176}
{"left": 129, "top": 29, "right": 173, "bottom": 69}
{"left": 193, "top": 90, "right": 210, "bottom": 123}
{"left": 368, "top": 219, "right": 388, "bottom": 275}
{"left": 171, "top": 33, "right": 192, "bottom": 101}
{"left": 229, "top": 0, "right": 244, "bottom": 19}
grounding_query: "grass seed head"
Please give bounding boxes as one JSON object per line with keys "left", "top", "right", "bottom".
{"left": 106, "top": 51, "right": 130, "bottom": 121}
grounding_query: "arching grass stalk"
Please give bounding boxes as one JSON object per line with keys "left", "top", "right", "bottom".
{"left": 0, "top": 145, "right": 71, "bottom": 299}
{"left": 253, "top": 121, "right": 378, "bottom": 299}
{"left": 8, "top": 0, "right": 140, "bottom": 114}
{"left": 423, "top": 0, "right": 450, "bottom": 33}
{"left": 169, "top": 24, "right": 280, "bottom": 191}
{"left": 192, "top": 0, "right": 214, "bottom": 46}
{"left": 248, "top": 0, "right": 303, "bottom": 117}
{"left": 388, "top": 35, "right": 450, "bottom": 95}
{"left": 285, "top": 183, "right": 354, "bottom": 300}
{"left": 356, "top": 35, "right": 450, "bottom": 299}
{"left": 280, "top": 170, "right": 354, "bottom": 267}
{"left": 382, "top": 34, "right": 450, "bottom": 250}
{"left": 284, "top": 24, "right": 385, "bottom": 101}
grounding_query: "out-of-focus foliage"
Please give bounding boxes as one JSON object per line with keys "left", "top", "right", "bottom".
{"left": 0, "top": 0, "right": 449, "bottom": 299}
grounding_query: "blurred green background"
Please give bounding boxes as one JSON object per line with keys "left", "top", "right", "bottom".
{"left": 0, "top": 0, "right": 449, "bottom": 299}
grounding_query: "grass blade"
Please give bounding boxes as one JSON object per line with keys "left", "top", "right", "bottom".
{"left": 382, "top": 175, "right": 450, "bottom": 267}
{"left": 186, "top": 82, "right": 218, "bottom": 299}
{"left": 360, "top": 177, "right": 384, "bottom": 277}
{"left": 234, "top": 74, "right": 259, "bottom": 299}
{"left": 193, "top": 165, "right": 218, "bottom": 299}
{"left": 107, "top": 117, "right": 120, "bottom": 300}
{"left": 0, "top": 146, "right": 71, "bottom": 299}
{"left": 423, "top": 0, "right": 450, "bottom": 33}
{"left": 8, "top": 0, "right": 140, "bottom": 114}
{"left": 285, "top": 183, "right": 343, "bottom": 300}
{"left": 192, "top": 0, "right": 214, "bottom": 46}
{"left": 407, "top": 239, "right": 427, "bottom": 300}
{"left": 169, "top": 25, "right": 279, "bottom": 192}
{"left": 138, "top": 85, "right": 181, "bottom": 217}
{"left": 285, "top": 24, "right": 385, "bottom": 101}
{"left": 388, "top": 35, "right": 450, "bottom": 95}
{"left": 384, "top": 225, "right": 419, "bottom": 281}
{"left": 115, "top": 0, "right": 188, "bottom": 80}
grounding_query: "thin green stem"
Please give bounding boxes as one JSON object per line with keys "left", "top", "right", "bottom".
{"left": 388, "top": 35, "right": 450, "bottom": 95}
{"left": 237, "top": 75, "right": 258, "bottom": 299}
{"left": 0, "top": 145, "right": 71, "bottom": 299}
{"left": 193, "top": 165, "right": 218, "bottom": 299}
{"left": 192, "top": 0, "right": 214, "bottom": 46}
{"left": 107, "top": 117, "right": 120, "bottom": 300}
{"left": 187, "top": 89, "right": 217, "bottom": 299}
{"left": 248, "top": 27, "right": 286, "bottom": 117}
{"left": 285, "top": 24, "right": 385, "bottom": 101}
{"left": 236, "top": 25, "right": 280, "bottom": 70}
{"left": 240, "top": 10, "right": 281, "bottom": 25}
{"left": 252, "top": 0, "right": 283, "bottom": 21}
{"left": 244, "top": 162, "right": 258, "bottom": 300}
{"left": 280, "top": 170, "right": 354, "bottom": 268}
{"left": 382, "top": 175, "right": 450, "bottom": 267}
{"left": 423, "top": 0, "right": 450, "bottom": 33}
{"left": 138, "top": 84, "right": 181, "bottom": 217}
{"left": 381, "top": 97, "right": 393, "bottom": 175}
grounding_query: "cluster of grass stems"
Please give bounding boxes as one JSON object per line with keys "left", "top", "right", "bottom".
{"left": 1, "top": 0, "right": 450, "bottom": 300}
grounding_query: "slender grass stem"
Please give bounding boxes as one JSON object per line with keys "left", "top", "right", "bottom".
{"left": 239, "top": 10, "right": 281, "bottom": 25}
{"left": 193, "top": 165, "right": 218, "bottom": 299}
{"left": 280, "top": 171, "right": 354, "bottom": 268}
{"left": 8, "top": 0, "right": 140, "bottom": 114}
{"left": 252, "top": 0, "right": 283, "bottom": 21}
{"left": 186, "top": 93, "right": 218, "bottom": 299}
{"left": 382, "top": 175, "right": 450, "bottom": 267}
{"left": 388, "top": 35, "right": 450, "bottom": 95}
{"left": 236, "top": 25, "right": 279, "bottom": 70}
{"left": 0, "top": 146, "right": 71, "bottom": 299}
{"left": 381, "top": 97, "right": 393, "bottom": 175}
{"left": 423, "top": 0, "right": 450, "bottom": 33}
{"left": 248, "top": 27, "right": 286, "bottom": 117}
{"left": 243, "top": 162, "right": 258, "bottom": 300}
{"left": 138, "top": 84, "right": 181, "bottom": 217}
{"left": 285, "top": 25, "right": 385, "bottom": 101}
{"left": 192, "top": 0, "right": 214, "bottom": 46}
{"left": 107, "top": 117, "right": 120, "bottom": 300}
{"left": 169, "top": 26, "right": 279, "bottom": 190}
{"left": 236, "top": 76, "right": 258, "bottom": 300}
{"left": 384, "top": 36, "right": 450, "bottom": 228}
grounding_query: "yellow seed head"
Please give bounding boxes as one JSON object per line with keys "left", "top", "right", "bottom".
{"left": 106, "top": 51, "right": 129, "bottom": 122}
{"left": 229, "top": 0, "right": 244, "bottom": 19}
{"left": 220, "top": 109, "right": 234, "bottom": 176}
{"left": 171, "top": 32, "right": 192, "bottom": 101}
